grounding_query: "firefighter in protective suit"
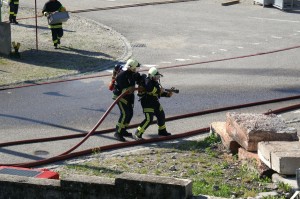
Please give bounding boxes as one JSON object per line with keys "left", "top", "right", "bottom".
{"left": 9, "top": 0, "right": 19, "bottom": 24}
{"left": 133, "top": 67, "right": 172, "bottom": 140}
{"left": 113, "top": 59, "right": 141, "bottom": 142}
{"left": 42, "top": 0, "right": 66, "bottom": 49}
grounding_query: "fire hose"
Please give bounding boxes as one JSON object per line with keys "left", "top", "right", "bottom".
{"left": 1, "top": 94, "right": 300, "bottom": 148}
{"left": 1, "top": 92, "right": 300, "bottom": 167}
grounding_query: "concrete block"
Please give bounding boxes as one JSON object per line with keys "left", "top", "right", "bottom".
{"left": 226, "top": 112, "right": 298, "bottom": 152}
{"left": 61, "top": 174, "right": 115, "bottom": 197}
{"left": 211, "top": 122, "right": 240, "bottom": 153}
{"left": 0, "top": 22, "right": 11, "bottom": 56}
{"left": 272, "top": 151, "right": 300, "bottom": 175}
{"left": 0, "top": 174, "right": 60, "bottom": 199}
{"left": 115, "top": 173, "right": 192, "bottom": 199}
{"left": 258, "top": 141, "right": 300, "bottom": 175}
{"left": 0, "top": 172, "right": 193, "bottom": 198}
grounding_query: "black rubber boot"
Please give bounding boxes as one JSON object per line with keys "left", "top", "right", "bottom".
{"left": 114, "top": 132, "right": 125, "bottom": 142}
{"left": 9, "top": 16, "right": 13, "bottom": 23}
{"left": 13, "top": 16, "right": 18, "bottom": 24}
{"left": 158, "top": 129, "right": 171, "bottom": 136}
{"left": 122, "top": 129, "right": 132, "bottom": 137}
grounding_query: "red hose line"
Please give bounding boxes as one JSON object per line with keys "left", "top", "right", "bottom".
{"left": 1, "top": 45, "right": 300, "bottom": 91}
{"left": 7, "top": 128, "right": 211, "bottom": 167}
{"left": 71, "top": 0, "right": 198, "bottom": 13}
{"left": 0, "top": 90, "right": 129, "bottom": 166}
{"left": 3, "top": 0, "right": 197, "bottom": 22}
{"left": 59, "top": 90, "right": 129, "bottom": 156}
{"left": 1, "top": 102, "right": 300, "bottom": 167}
{"left": 1, "top": 94, "right": 300, "bottom": 148}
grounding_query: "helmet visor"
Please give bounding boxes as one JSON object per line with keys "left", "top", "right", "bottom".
{"left": 153, "top": 74, "right": 161, "bottom": 81}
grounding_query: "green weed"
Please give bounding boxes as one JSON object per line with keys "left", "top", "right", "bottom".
{"left": 277, "top": 181, "right": 292, "bottom": 193}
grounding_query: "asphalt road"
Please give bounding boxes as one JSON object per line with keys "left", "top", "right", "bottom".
{"left": 0, "top": 0, "right": 300, "bottom": 164}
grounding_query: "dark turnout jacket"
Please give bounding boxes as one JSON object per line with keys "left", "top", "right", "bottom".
{"left": 42, "top": 0, "right": 64, "bottom": 26}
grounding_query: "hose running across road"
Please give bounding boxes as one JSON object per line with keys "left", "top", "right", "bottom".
{"left": 0, "top": 93, "right": 300, "bottom": 168}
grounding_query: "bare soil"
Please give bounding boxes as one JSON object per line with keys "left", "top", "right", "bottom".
{"left": 0, "top": 6, "right": 129, "bottom": 87}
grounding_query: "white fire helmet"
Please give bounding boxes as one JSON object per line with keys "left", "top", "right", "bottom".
{"left": 148, "top": 67, "right": 163, "bottom": 81}
{"left": 124, "top": 59, "right": 140, "bottom": 72}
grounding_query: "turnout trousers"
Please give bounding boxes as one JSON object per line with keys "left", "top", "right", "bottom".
{"left": 115, "top": 97, "right": 134, "bottom": 135}
{"left": 137, "top": 99, "right": 166, "bottom": 135}
{"left": 9, "top": 3, "right": 19, "bottom": 22}
{"left": 51, "top": 27, "right": 63, "bottom": 46}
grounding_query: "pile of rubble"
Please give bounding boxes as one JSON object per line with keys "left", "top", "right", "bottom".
{"left": 211, "top": 112, "right": 299, "bottom": 176}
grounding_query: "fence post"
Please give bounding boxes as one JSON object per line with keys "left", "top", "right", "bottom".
{"left": 0, "top": 0, "right": 3, "bottom": 22}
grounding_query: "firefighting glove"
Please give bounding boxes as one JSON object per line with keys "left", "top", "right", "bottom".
{"left": 167, "top": 92, "right": 173, "bottom": 97}
{"left": 108, "top": 79, "right": 115, "bottom": 91}
{"left": 127, "top": 86, "right": 135, "bottom": 94}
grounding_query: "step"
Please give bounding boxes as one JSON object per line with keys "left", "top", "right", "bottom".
{"left": 258, "top": 141, "right": 300, "bottom": 175}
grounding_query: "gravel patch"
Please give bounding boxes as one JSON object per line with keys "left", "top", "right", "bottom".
{"left": 0, "top": 6, "right": 131, "bottom": 87}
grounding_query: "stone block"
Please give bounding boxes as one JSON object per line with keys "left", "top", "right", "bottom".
{"left": 115, "top": 172, "right": 192, "bottom": 199}
{"left": 61, "top": 174, "right": 115, "bottom": 196}
{"left": 258, "top": 141, "right": 300, "bottom": 175}
{"left": 210, "top": 122, "right": 240, "bottom": 153}
{"left": 226, "top": 112, "right": 298, "bottom": 152}
{"left": 0, "top": 22, "right": 11, "bottom": 56}
{"left": 238, "top": 147, "right": 260, "bottom": 162}
{"left": 238, "top": 147, "right": 270, "bottom": 175}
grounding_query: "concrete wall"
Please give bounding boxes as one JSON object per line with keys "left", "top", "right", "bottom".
{"left": 0, "top": 172, "right": 193, "bottom": 199}
{"left": 0, "top": 22, "right": 11, "bottom": 56}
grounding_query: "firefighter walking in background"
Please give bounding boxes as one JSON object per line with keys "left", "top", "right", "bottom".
{"left": 9, "top": 0, "right": 19, "bottom": 24}
{"left": 42, "top": 0, "right": 66, "bottom": 49}
{"left": 112, "top": 59, "right": 141, "bottom": 142}
{"left": 133, "top": 67, "right": 172, "bottom": 140}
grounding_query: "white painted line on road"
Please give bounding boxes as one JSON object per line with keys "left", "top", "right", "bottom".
{"left": 271, "top": 35, "right": 282, "bottom": 39}
{"left": 252, "top": 43, "right": 260, "bottom": 45}
{"left": 175, "top": 59, "right": 190, "bottom": 62}
{"left": 211, "top": 52, "right": 216, "bottom": 54}
{"left": 249, "top": 17, "right": 300, "bottom": 23}
{"left": 161, "top": 61, "right": 172, "bottom": 64}
{"left": 189, "top": 55, "right": 201, "bottom": 58}
{"left": 219, "top": 49, "right": 228, "bottom": 52}
{"left": 106, "top": 69, "right": 113, "bottom": 73}
{"left": 237, "top": 46, "right": 244, "bottom": 49}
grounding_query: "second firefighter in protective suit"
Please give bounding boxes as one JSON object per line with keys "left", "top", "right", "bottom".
{"left": 133, "top": 67, "right": 172, "bottom": 140}
{"left": 113, "top": 59, "right": 141, "bottom": 142}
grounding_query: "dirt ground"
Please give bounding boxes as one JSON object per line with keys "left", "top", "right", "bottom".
{"left": 0, "top": 0, "right": 257, "bottom": 88}
{"left": 0, "top": 6, "right": 129, "bottom": 87}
